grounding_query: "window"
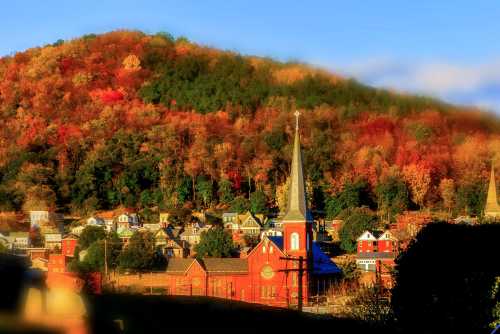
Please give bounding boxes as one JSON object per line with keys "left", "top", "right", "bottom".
{"left": 262, "top": 246, "right": 266, "bottom": 254}
{"left": 269, "top": 246, "right": 273, "bottom": 254}
{"left": 292, "top": 273, "right": 298, "bottom": 287}
{"left": 290, "top": 232, "right": 299, "bottom": 250}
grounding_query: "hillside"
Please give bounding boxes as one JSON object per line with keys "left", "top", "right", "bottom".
{"left": 0, "top": 30, "right": 499, "bottom": 219}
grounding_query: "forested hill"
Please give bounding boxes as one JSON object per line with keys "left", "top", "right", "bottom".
{"left": 0, "top": 30, "right": 499, "bottom": 219}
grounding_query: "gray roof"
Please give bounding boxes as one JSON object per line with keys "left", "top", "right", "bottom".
{"left": 357, "top": 252, "right": 396, "bottom": 259}
{"left": 282, "top": 126, "right": 313, "bottom": 222}
{"left": 202, "top": 258, "right": 248, "bottom": 274}
{"left": 222, "top": 212, "right": 238, "bottom": 218}
{"left": 165, "top": 258, "right": 197, "bottom": 274}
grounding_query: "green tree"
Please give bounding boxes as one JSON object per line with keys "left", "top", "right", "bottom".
{"left": 118, "top": 231, "right": 164, "bottom": 272}
{"left": 325, "top": 180, "right": 372, "bottom": 219}
{"left": 80, "top": 233, "right": 122, "bottom": 273}
{"left": 339, "top": 207, "right": 378, "bottom": 253}
{"left": 456, "top": 183, "right": 486, "bottom": 216}
{"left": 249, "top": 190, "right": 267, "bottom": 214}
{"left": 217, "top": 178, "right": 234, "bottom": 204}
{"left": 194, "top": 227, "right": 235, "bottom": 258}
{"left": 375, "top": 175, "right": 409, "bottom": 222}
{"left": 196, "top": 176, "right": 213, "bottom": 207}
{"left": 78, "top": 225, "right": 106, "bottom": 249}
{"left": 230, "top": 196, "right": 250, "bottom": 214}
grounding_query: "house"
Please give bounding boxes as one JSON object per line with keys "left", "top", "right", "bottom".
{"left": 29, "top": 210, "right": 63, "bottom": 232}
{"left": 180, "top": 225, "right": 208, "bottom": 249}
{"left": 31, "top": 257, "right": 48, "bottom": 271}
{"left": 48, "top": 254, "right": 67, "bottom": 273}
{"left": 143, "top": 223, "right": 161, "bottom": 232}
{"left": 224, "top": 211, "right": 262, "bottom": 240}
{"left": 159, "top": 212, "right": 170, "bottom": 227}
{"left": 117, "top": 228, "right": 134, "bottom": 246}
{"left": 356, "top": 230, "right": 399, "bottom": 287}
{"left": 0, "top": 232, "right": 10, "bottom": 249}
{"left": 8, "top": 232, "right": 30, "bottom": 250}
{"left": 97, "top": 211, "right": 116, "bottom": 232}
{"left": 86, "top": 216, "right": 105, "bottom": 227}
{"left": 154, "top": 228, "right": 188, "bottom": 258}
{"left": 70, "top": 225, "right": 85, "bottom": 236}
{"left": 25, "top": 247, "right": 48, "bottom": 261}
{"left": 260, "top": 219, "right": 283, "bottom": 238}
{"left": 116, "top": 211, "right": 139, "bottom": 230}
{"left": 324, "top": 220, "right": 343, "bottom": 241}
{"left": 44, "top": 233, "right": 62, "bottom": 251}
{"left": 62, "top": 235, "right": 78, "bottom": 257}
{"left": 222, "top": 212, "right": 239, "bottom": 230}
{"left": 239, "top": 212, "right": 262, "bottom": 236}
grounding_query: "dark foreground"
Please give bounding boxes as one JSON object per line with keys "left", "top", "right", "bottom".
{"left": 87, "top": 293, "right": 399, "bottom": 333}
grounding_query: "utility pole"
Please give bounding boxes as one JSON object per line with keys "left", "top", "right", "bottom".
{"left": 279, "top": 255, "right": 307, "bottom": 312}
{"left": 104, "top": 238, "right": 108, "bottom": 281}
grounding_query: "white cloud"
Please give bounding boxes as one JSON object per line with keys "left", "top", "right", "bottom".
{"left": 323, "top": 58, "right": 500, "bottom": 113}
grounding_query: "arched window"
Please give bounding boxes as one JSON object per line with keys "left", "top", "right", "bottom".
{"left": 291, "top": 232, "right": 300, "bottom": 250}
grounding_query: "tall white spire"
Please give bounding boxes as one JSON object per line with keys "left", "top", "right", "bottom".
{"left": 282, "top": 111, "right": 312, "bottom": 222}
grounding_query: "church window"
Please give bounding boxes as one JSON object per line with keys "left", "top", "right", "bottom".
{"left": 292, "top": 273, "right": 298, "bottom": 287}
{"left": 291, "top": 232, "right": 299, "bottom": 250}
{"left": 269, "top": 246, "right": 273, "bottom": 254}
{"left": 262, "top": 245, "right": 266, "bottom": 253}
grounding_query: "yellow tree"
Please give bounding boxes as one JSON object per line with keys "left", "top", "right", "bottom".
{"left": 439, "top": 178, "right": 455, "bottom": 217}
{"left": 403, "top": 163, "right": 431, "bottom": 209}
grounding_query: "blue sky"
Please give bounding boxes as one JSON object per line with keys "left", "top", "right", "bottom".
{"left": 1, "top": 1, "right": 500, "bottom": 113}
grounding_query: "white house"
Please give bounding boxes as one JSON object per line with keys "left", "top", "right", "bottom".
{"left": 8, "top": 232, "right": 30, "bottom": 250}
{"left": 44, "top": 233, "right": 62, "bottom": 251}
{"left": 86, "top": 216, "right": 105, "bottom": 227}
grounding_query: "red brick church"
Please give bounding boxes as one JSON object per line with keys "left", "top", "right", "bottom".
{"left": 156, "top": 112, "right": 341, "bottom": 307}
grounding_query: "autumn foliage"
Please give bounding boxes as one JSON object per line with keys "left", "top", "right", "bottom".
{"left": 0, "top": 30, "right": 499, "bottom": 217}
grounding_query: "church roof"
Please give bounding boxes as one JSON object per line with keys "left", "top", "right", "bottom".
{"left": 282, "top": 113, "right": 313, "bottom": 223}
{"left": 485, "top": 164, "right": 500, "bottom": 215}
{"left": 266, "top": 236, "right": 341, "bottom": 275}
{"left": 202, "top": 258, "right": 248, "bottom": 274}
{"left": 165, "top": 258, "right": 197, "bottom": 274}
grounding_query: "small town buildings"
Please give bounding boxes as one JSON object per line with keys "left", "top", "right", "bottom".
{"left": 222, "top": 212, "right": 238, "bottom": 230}
{"left": 114, "top": 116, "right": 341, "bottom": 307}
{"left": 485, "top": 164, "right": 500, "bottom": 219}
{"left": 44, "top": 232, "right": 62, "bottom": 251}
{"left": 8, "top": 232, "right": 30, "bottom": 250}
{"left": 62, "top": 235, "right": 78, "bottom": 257}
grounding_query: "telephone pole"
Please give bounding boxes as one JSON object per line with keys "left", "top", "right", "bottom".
{"left": 104, "top": 238, "right": 108, "bottom": 280}
{"left": 279, "top": 255, "right": 307, "bottom": 312}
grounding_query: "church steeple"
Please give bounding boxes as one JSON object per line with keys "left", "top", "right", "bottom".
{"left": 282, "top": 111, "right": 312, "bottom": 222}
{"left": 485, "top": 163, "right": 500, "bottom": 216}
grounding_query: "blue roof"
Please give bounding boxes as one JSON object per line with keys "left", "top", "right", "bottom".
{"left": 268, "top": 236, "right": 283, "bottom": 250}
{"left": 267, "top": 236, "right": 341, "bottom": 275}
{"left": 312, "top": 242, "right": 341, "bottom": 275}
